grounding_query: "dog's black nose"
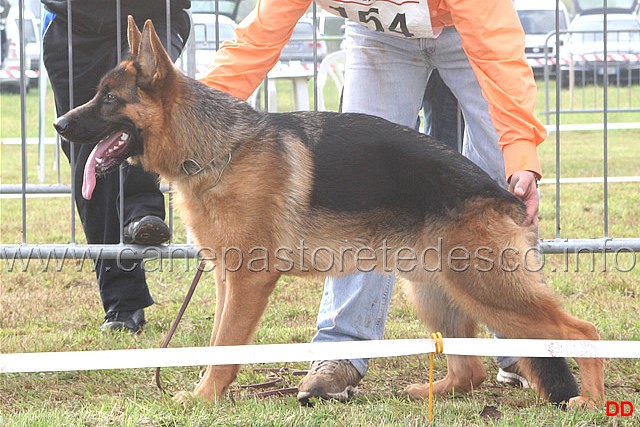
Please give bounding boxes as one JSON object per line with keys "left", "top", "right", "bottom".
{"left": 53, "top": 116, "right": 68, "bottom": 134}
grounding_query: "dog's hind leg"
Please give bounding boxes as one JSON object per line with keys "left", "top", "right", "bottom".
{"left": 509, "top": 357, "right": 578, "bottom": 409}
{"left": 401, "top": 282, "right": 487, "bottom": 399}
{"left": 175, "top": 269, "right": 281, "bottom": 403}
{"left": 494, "top": 312, "right": 604, "bottom": 409}
{"left": 439, "top": 212, "right": 604, "bottom": 409}
{"left": 479, "top": 298, "right": 603, "bottom": 409}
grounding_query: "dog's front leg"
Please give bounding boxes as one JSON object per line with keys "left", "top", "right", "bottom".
{"left": 175, "top": 270, "right": 280, "bottom": 403}
{"left": 209, "top": 267, "right": 227, "bottom": 346}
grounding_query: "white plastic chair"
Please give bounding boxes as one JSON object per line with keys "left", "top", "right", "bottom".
{"left": 316, "top": 50, "right": 345, "bottom": 111}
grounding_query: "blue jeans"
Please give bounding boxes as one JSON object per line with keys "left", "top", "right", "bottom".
{"left": 311, "top": 22, "right": 514, "bottom": 376}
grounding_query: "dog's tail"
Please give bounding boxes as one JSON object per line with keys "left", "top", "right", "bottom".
{"left": 512, "top": 357, "right": 579, "bottom": 409}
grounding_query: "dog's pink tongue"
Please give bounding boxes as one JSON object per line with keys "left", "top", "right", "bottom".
{"left": 82, "top": 137, "right": 116, "bottom": 200}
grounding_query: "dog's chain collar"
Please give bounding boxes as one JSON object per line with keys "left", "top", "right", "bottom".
{"left": 181, "top": 152, "right": 232, "bottom": 186}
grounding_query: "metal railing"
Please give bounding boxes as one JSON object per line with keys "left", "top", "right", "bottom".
{"left": 531, "top": 20, "right": 640, "bottom": 254}
{"left": 1, "top": 2, "right": 639, "bottom": 261}
{"left": 537, "top": 29, "right": 640, "bottom": 124}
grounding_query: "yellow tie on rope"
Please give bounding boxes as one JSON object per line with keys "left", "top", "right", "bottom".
{"left": 428, "top": 331, "right": 444, "bottom": 423}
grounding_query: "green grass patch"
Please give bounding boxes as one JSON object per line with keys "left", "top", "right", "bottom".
{"left": 0, "top": 85, "right": 58, "bottom": 139}
{"left": 1, "top": 253, "right": 639, "bottom": 425}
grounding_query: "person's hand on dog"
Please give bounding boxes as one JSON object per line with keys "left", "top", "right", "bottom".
{"left": 509, "top": 170, "right": 539, "bottom": 227}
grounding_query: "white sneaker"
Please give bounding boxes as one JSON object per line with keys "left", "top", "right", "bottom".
{"left": 496, "top": 367, "right": 530, "bottom": 388}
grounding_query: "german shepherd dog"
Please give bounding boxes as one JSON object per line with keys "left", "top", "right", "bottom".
{"left": 53, "top": 18, "right": 604, "bottom": 409}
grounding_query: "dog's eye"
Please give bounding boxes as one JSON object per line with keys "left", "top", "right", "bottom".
{"left": 104, "top": 93, "right": 117, "bottom": 103}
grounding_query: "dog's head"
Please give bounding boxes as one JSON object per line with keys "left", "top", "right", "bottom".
{"left": 53, "top": 17, "right": 176, "bottom": 200}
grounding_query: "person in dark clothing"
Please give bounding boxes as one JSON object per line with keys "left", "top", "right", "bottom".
{"left": 41, "top": 0, "right": 191, "bottom": 333}
{"left": 422, "top": 69, "right": 465, "bottom": 153}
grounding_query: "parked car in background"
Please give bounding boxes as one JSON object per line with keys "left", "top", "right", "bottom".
{"left": 514, "top": 0, "right": 571, "bottom": 75}
{"left": 571, "top": 0, "right": 639, "bottom": 16}
{"left": 280, "top": 18, "right": 326, "bottom": 63}
{"left": 192, "top": 12, "right": 237, "bottom": 79}
{"left": 0, "top": 5, "right": 39, "bottom": 91}
{"left": 562, "top": 11, "right": 640, "bottom": 84}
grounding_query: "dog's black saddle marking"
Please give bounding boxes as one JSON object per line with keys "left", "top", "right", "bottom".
{"left": 268, "top": 112, "right": 516, "bottom": 218}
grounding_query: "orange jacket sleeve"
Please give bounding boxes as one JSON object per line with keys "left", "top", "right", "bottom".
{"left": 198, "top": 0, "right": 312, "bottom": 100}
{"left": 443, "top": 0, "right": 545, "bottom": 180}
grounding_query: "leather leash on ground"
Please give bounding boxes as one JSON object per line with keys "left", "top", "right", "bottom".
{"left": 155, "top": 259, "right": 207, "bottom": 395}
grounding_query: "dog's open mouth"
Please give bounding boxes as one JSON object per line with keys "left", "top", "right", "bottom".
{"left": 83, "top": 130, "right": 132, "bottom": 200}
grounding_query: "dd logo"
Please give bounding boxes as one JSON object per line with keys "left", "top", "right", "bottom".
{"left": 606, "top": 401, "right": 635, "bottom": 417}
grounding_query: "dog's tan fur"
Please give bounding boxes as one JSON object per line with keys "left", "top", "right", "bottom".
{"left": 55, "top": 18, "right": 604, "bottom": 409}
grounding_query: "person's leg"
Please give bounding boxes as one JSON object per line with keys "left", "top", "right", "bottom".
{"left": 43, "top": 16, "right": 154, "bottom": 321}
{"left": 333, "top": 18, "right": 429, "bottom": 364}
{"left": 311, "top": 272, "right": 395, "bottom": 376}
{"left": 298, "top": 22, "right": 431, "bottom": 403}
{"left": 430, "top": 27, "right": 507, "bottom": 188}
{"left": 317, "top": 22, "right": 431, "bottom": 364}
{"left": 43, "top": 11, "right": 189, "bottom": 329}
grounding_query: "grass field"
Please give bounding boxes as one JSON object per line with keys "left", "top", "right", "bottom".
{"left": 1, "top": 80, "right": 639, "bottom": 426}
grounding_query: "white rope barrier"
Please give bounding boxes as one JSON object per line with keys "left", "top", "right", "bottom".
{"left": 2, "top": 339, "right": 639, "bottom": 374}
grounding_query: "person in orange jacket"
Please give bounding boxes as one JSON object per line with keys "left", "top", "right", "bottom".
{"left": 200, "top": 0, "right": 542, "bottom": 403}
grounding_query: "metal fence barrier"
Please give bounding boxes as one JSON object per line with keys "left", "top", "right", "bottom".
{"left": 1, "top": 1, "right": 639, "bottom": 262}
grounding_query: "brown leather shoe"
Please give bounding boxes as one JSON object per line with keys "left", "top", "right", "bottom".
{"left": 297, "top": 359, "right": 362, "bottom": 405}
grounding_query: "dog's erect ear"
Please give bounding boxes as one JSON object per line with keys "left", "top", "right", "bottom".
{"left": 137, "top": 19, "right": 174, "bottom": 89}
{"left": 127, "top": 15, "right": 142, "bottom": 57}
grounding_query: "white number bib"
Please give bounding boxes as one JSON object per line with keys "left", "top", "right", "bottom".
{"left": 315, "top": 0, "right": 434, "bottom": 39}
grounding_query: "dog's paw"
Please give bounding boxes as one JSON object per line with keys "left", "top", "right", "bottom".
{"left": 401, "top": 383, "right": 429, "bottom": 400}
{"left": 173, "top": 390, "right": 194, "bottom": 405}
{"left": 567, "top": 395, "right": 599, "bottom": 410}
